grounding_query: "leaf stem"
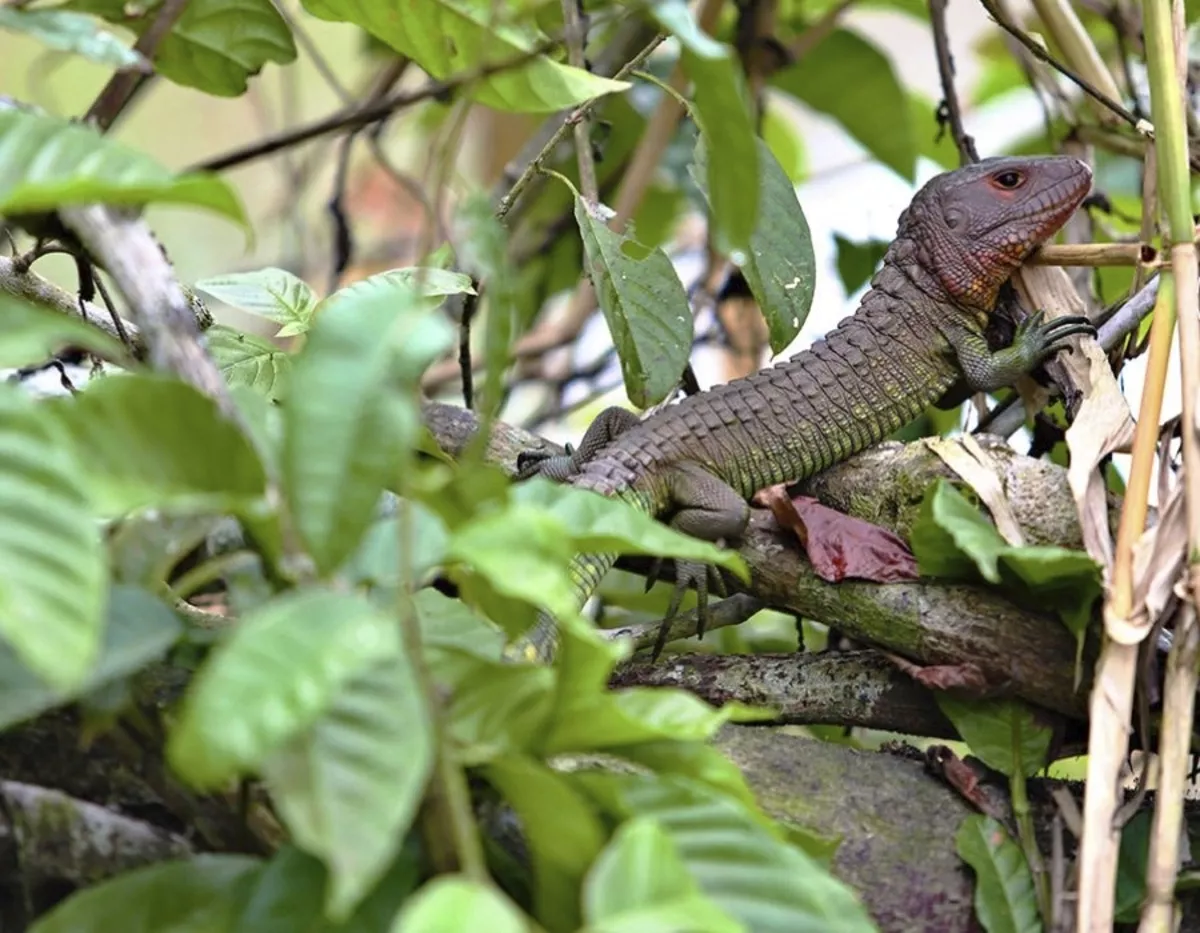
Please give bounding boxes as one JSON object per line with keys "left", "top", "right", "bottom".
{"left": 1010, "top": 718, "right": 1050, "bottom": 926}
{"left": 396, "top": 498, "right": 488, "bottom": 881}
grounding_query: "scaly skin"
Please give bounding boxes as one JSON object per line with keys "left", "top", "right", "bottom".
{"left": 510, "top": 155, "right": 1096, "bottom": 664}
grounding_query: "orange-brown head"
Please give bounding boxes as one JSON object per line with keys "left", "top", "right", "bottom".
{"left": 901, "top": 155, "right": 1092, "bottom": 310}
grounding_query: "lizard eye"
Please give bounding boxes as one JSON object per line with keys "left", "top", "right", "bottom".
{"left": 991, "top": 170, "right": 1024, "bottom": 190}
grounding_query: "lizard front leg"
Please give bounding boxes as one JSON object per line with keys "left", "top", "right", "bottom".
{"left": 647, "top": 461, "right": 750, "bottom": 652}
{"left": 515, "top": 406, "right": 641, "bottom": 481}
{"left": 948, "top": 311, "right": 1095, "bottom": 394}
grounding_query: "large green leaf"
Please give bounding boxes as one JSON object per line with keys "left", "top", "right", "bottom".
{"left": 771, "top": 29, "right": 916, "bottom": 181}
{"left": 232, "top": 844, "right": 421, "bottom": 933}
{"left": 936, "top": 695, "right": 1053, "bottom": 778}
{"left": 167, "top": 588, "right": 400, "bottom": 789}
{"left": 834, "top": 234, "right": 889, "bottom": 296}
{"left": 571, "top": 773, "right": 876, "bottom": 933}
{"left": 0, "top": 384, "right": 105, "bottom": 692}
{"left": 283, "top": 269, "right": 458, "bottom": 575}
{"left": 0, "top": 290, "right": 127, "bottom": 368}
{"left": 262, "top": 652, "right": 434, "bottom": 922}
{"left": 0, "top": 108, "right": 246, "bottom": 222}
{"left": 195, "top": 268, "right": 319, "bottom": 338}
{"left": 910, "top": 479, "right": 1103, "bottom": 660}
{"left": 483, "top": 754, "right": 608, "bottom": 930}
{"left": 207, "top": 324, "right": 293, "bottom": 404}
{"left": 0, "top": 8, "right": 145, "bottom": 69}
{"left": 29, "top": 855, "right": 265, "bottom": 933}
{"left": 0, "top": 584, "right": 181, "bottom": 730}
{"left": 695, "top": 137, "right": 815, "bottom": 353}
{"left": 955, "top": 816, "right": 1041, "bottom": 933}
{"left": 573, "top": 195, "right": 694, "bottom": 408}
{"left": 650, "top": 0, "right": 758, "bottom": 254}
{"left": 583, "top": 817, "right": 742, "bottom": 933}
{"left": 63, "top": 0, "right": 295, "bottom": 97}
{"left": 392, "top": 876, "right": 531, "bottom": 933}
{"left": 300, "top": 0, "right": 628, "bottom": 114}
{"left": 52, "top": 373, "right": 268, "bottom": 518}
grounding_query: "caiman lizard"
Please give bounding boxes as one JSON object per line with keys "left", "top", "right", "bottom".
{"left": 510, "top": 155, "right": 1096, "bottom": 663}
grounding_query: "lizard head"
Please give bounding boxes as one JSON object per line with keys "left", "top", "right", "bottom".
{"left": 905, "top": 155, "right": 1092, "bottom": 310}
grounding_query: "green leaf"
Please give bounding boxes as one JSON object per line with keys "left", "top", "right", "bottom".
{"left": 299, "top": 0, "right": 628, "bottom": 114}
{"left": 0, "top": 584, "right": 181, "bottom": 730}
{"left": 761, "top": 96, "right": 808, "bottom": 182}
{"left": 955, "top": 815, "right": 1042, "bottom": 933}
{"left": 0, "top": 107, "right": 246, "bottom": 223}
{"left": 413, "top": 588, "right": 505, "bottom": 661}
{"left": 771, "top": 28, "right": 916, "bottom": 181}
{"left": 696, "top": 137, "right": 815, "bottom": 353}
{"left": 0, "top": 290, "right": 127, "bottom": 368}
{"left": 834, "top": 234, "right": 889, "bottom": 296}
{"left": 63, "top": 0, "right": 296, "bottom": 97}
{"left": 543, "top": 623, "right": 769, "bottom": 756}
{"left": 572, "top": 773, "right": 876, "bottom": 933}
{"left": 910, "top": 480, "right": 1103, "bottom": 661}
{"left": 651, "top": 0, "right": 758, "bottom": 253}
{"left": 1114, "top": 810, "right": 1151, "bottom": 922}
{"left": 167, "top": 588, "right": 400, "bottom": 789}
{"left": 0, "top": 384, "right": 105, "bottom": 692}
{"left": 195, "top": 268, "right": 319, "bottom": 337}
{"left": 583, "top": 817, "right": 742, "bottom": 933}
{"left": 513, "top": 479, "right": 749, "bottom": 580}
{"left": 0, "top": 8, "right": 146, "bottom": 69}
{"left": 573, "top": 195, "right": 694, "bottom": 408}
{"left": 283, "top": 270, "right": 456, "bottom": 575}
{"left": 392, "top": 875, "right": 531, "bottom": 933}
{"left": 208, "top": 324, "right": 293, "bottom": 403}
{"left": 483, "top": 754, "right": 606, "bottom": 929}
{"left": 29, "top": 855, "right": 264, "bottom": 933}
{"left": 935, "top": 695, "right": 1053, "bottom": 778}
{"left": 233, "top": 843, "right": 421, "bottom": 933}
{"left": 53, "top": 373, "right": 268, "bottom": 518}
{"left": 344, "top": 504, "right": 450, "bottom": 596}
{"left": 261, "top": 651, "right": 434, "bottom": 921}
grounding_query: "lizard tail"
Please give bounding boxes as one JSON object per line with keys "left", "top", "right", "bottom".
{"left": 507, "top": 551, "right": 620, "bottom": 663}
{"left": 506, "top": 484, "right": 654, "bottom": 664}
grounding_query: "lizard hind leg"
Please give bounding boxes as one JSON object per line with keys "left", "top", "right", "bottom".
{"left": 515, "top": 406, "right": 642, "bottom": 481}
{"left": 648, "top": 462, "right": 750, "bottom": 654}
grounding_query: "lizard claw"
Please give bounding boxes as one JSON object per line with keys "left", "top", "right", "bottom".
{"left": 515, "top": 443, "right": 577, "bottom": 481}
{"left": 1017, "top": 311, "right": 1096, "bottom": 367}
{"left": 650, "top": 556, "right": 728, "bottom": 661}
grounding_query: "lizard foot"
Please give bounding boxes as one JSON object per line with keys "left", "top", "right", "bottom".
{"left": 1018, "top": 311, "right": 1096, "bottom": 366}
{"left": 646, "top": 555, "right": 728, "bottom": 660}
{"left": 515, "top": 443, "right": 577, "bottom": 481}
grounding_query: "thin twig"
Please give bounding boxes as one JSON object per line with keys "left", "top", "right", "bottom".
{"left": 84, "top": 0, "right": 189, "bottom": 131}
{"left": 978, "top": 0, "right": 1149, "bottom": 134}
{"left": 561, "top": 0, "right": 600, "bottom": 204}
{"left": 191, "top": 38, "right": 571, "bottom": 174}
{"left": 930, "top": 0, "right": 980, "bottom": 165}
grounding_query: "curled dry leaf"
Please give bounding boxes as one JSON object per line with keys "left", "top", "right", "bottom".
{"left": 922, "top": 435, "right": 1025, "bottom": 546}
{"left": 755, "top": 484, "right": 919, "bottom": 583}
{"left": 884, "top": 651, "right": 992, "bottom": 694}
{"left": 925, "top": 744, "right": 1013, "bottom": 824}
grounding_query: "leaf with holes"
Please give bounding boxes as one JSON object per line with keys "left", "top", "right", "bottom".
{"left": 167, "top": 587, "right": 400, "bottom": 789}
{"left": 262, "top": 652, "right": 434, "bottom": 921}
{"left": 0, "top": 108, "right": 247, "bottom": 222}
{"left": 956, "top": 815, "right": 1041, "bottom": 933}
{"left": 51, "top": 373, "right": 268, "bottom": 518}
{"left": 63, "top": 0, "right": 295, "bottom": 97}
{"left": 207, "top": 324, "right": 293, "bottom": 403}
{"left": 0, "top": 8, "right": 146, "bottom": 69}
{"left": 299, "top": 0, "right": 628, "bottom": 113}
{"left": 694, "top": 137, "right": 815, "bottom": 353}
{"left": 284, "top": 270, "right": 457, "bottom": 574}
{"left": 0, "top": 290, "right": 126, "bottom": 369}
{"left": 0, "top": 383, "right": 105, "bottom": 692}
{"left": 195, "top": 268, "right": 319, "bottom": 337}
{"left": 574, "top": 197, "right": 693, "bottom": 408}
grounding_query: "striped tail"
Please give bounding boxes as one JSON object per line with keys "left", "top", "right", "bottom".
{"left": 506, "top": 484, "right": 655, "bottom": 664}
